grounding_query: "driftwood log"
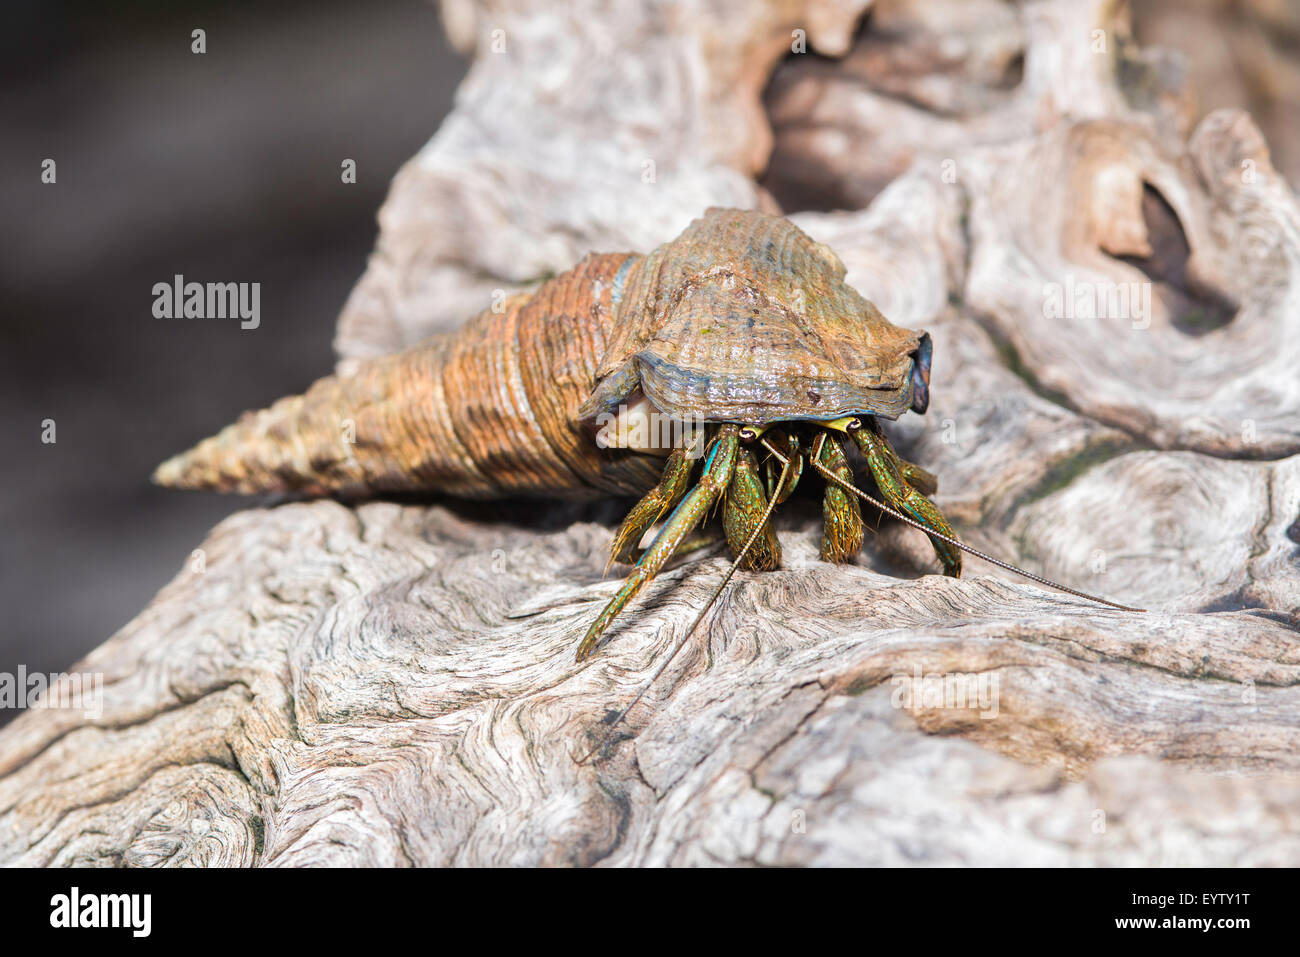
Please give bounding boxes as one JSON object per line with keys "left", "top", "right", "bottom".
{"left": 4, "top": 0, "right": 1300, "bottom": 866}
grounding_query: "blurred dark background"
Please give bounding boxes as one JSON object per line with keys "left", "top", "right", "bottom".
{"left": 1, "top": 0, "right": 465, "bottom": 696}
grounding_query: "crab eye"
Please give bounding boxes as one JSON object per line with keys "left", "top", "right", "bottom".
{"left": 909, "top": 333, "right": 933, "bottom": 414}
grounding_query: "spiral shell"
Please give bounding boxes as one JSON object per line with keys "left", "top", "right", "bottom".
{"left": 155, "top": 208, "right": 930, "bottom": 500}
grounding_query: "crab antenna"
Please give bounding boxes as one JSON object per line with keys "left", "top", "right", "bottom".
{"left": 797, "top": 432, "right": 1145, "bottom": 613}
{"left": 575, "top": 448, "right": 793, "bottom": 765}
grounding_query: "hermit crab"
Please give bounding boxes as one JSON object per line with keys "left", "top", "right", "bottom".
{"left": 156, "top": 208, "right": 1137, "bottom": 666}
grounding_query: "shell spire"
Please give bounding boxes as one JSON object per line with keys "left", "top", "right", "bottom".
{"left": 153, "top": 346, "right": 459, "bottom": 497}
{"left": 153, "top": 251, "right": 661, "bottom": 500}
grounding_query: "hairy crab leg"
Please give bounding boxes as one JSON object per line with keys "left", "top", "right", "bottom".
{"left": 763, "top": 429, "right": 803, "bottom": 504}
{"left": 851, "top": 422, "right": 962, "bottom": 577}
{"left": 895, "top": 459, "right": 939, "bottom": 498}
{"left": 722, "top": 446, "right": 781, "bottom": 571}
{"left": 816, "top": 433, "right": 865, "bottom": 563}
{"left": 606, "top": 446, "right": 696, "bottom": 569}
{"left": 576, "top": 426, "right": 740, "bottom": 661}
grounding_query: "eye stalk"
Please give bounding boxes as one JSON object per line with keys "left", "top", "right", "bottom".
{"left": 909, "top": 333, "right": 933, "bottom": 414}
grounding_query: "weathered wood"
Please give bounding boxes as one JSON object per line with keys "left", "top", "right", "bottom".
{"left": 3, "top": 0, "right": 1299, "bottom": 866}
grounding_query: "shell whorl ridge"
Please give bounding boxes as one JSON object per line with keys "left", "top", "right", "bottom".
{"left": 580, "top": 208, "right": 927, "bottom": 428}
{"left": 154, "top": 209, "right": 931, "bottom": 499}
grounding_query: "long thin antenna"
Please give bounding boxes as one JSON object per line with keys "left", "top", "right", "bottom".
{"left": 574, "top": 451, "right": 794, "bottom": 764}
{"left": 798, "top": 432, "right": 1145, "bottom": 613}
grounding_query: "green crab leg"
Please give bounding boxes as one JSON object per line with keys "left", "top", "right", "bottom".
{"left": 722, "top": 446, "right": 781, "bottom": 571}
{"left": 763, "top": 429, "right": 803, "bottom": 504}
{"left": 606, "top": 446, "right": 695, "bottom": 569}
{"left": 850, "top": 419, "right": 938, "bottom": 496}
{"left": 816, "top": 433, "right": 865, "bottom": 563}
{"left": 896, "top": 459, "right": 939, "bottom": 498}
{"left": 576, "top": 425, "right": 740, "bottom": 661}
{"left": 851, "top": 423, "right": 962, "bottom": 577}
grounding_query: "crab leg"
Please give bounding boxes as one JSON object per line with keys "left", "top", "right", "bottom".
{"left": 895, "top": 459, "right": 939, "bottom": 498}
{"left": 606, "top": 446, "right": 696, "bottom": 568}
{"left": 763, "top": 429, "right": 804, "bottom": 504}
{"left": 722, "top": 446, "right": 781, "bottom": 571}
{"left": 852, "top": 423, "right": 961, "bottom": 577}
{"left": 576, "top": 426, "right": 740, "bottom": 661}
{"left": 816, "top": 433, "right": 865, "bottom": 563}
